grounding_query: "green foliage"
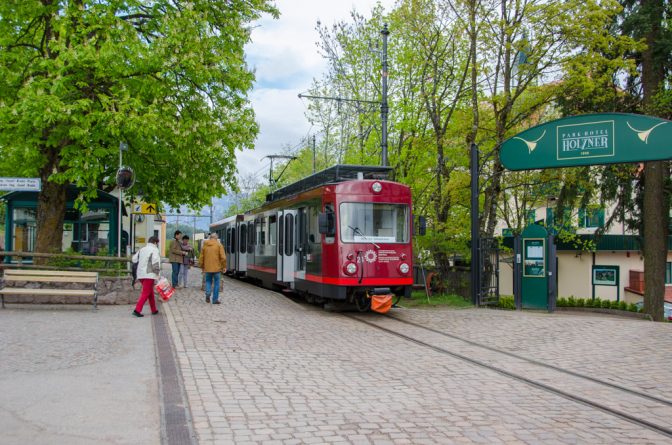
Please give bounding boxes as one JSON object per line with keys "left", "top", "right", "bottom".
{"left": 49, "top": 249, "right": 125, "bottom": 275}
{"left": 628, "top": 303, "right": 639, "bottom": 312}
{"left": 0, "top": 0, "right": 278, "bottom": 210}
{"left": 557, "top": 297, "right": 568, "bottom": 307}
{"left": 497, "top": 296, "right": 516, "bottom": 310}
{"left": 601, "top": 299, "right": 612, "bottom": 309}
{"left": 406, "top": 291, "right": 473, "bottom": 308}
{"left": 576, "top": 298, "right": 585, "bottom": 307}
{"left": 567, "top": 296, "right": 577, "bottom": 307}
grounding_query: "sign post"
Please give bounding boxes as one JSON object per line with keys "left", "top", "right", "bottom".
{"left": 592, "top": 265, "right": 620, "bottom": 302}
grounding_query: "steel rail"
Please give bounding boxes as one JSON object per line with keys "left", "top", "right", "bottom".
{"left": 385, "top": 314, "right": 672, "bottom": 408}
{"left": 345, "top": 314, "right": 672, "bottom": 440}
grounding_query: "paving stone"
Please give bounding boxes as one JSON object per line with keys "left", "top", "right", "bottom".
{"left": 163, "top": 268, "right": 672, "bottom": 444}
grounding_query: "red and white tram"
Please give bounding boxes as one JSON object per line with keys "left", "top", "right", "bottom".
{"left": 211, "top": 165, "right": 418, "bottom": 313}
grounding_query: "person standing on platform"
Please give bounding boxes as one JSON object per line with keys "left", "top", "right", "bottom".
{"left": 199, "top": 232, "right": 226, "bottom": 304}
{"left": 179, "top": 234, "right": 194, "bottom": 287}
{"left": 131, "top": 236, "right": 161, "bottom": 317}
{"left": 169, "top": 230, "right": 186, "bottom": 288}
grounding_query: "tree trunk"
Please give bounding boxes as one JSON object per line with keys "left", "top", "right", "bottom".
{"left": 642, "top": 161, "right": 667, "bottom": 321}
{"left": 34, "top": 146, "right": 67, "bottom": 262}
{"left": 640, "top": 0, "right": 668, "bottom": 321}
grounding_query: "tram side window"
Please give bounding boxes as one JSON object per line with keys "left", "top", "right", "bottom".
{"left": 240, "top": 224, "right": 246, "bottom": 254}
{"left": 247, "top": 222, "right": 254, "bottom": 252}
{"left": 269, "top": 215, "right": 277, "bottom": 245}
{"left": 308, "top": 206, "right": 320, "bottom": 244}
{"left": 285, "top": 213, "right": 294, "bottom": 256}
{"left": 255, "top": 219, "right": 261, "bottom": 246}
{"left": 260, "top": 217, "right": 266, "bottom": 245}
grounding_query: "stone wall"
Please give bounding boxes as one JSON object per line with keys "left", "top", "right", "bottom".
{"left": 2, "top": 276, "right": 136, "bottom": 305}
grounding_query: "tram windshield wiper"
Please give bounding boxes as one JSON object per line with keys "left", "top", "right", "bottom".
{"left": 348, "top": 225, "right": 380, "bottom": 249}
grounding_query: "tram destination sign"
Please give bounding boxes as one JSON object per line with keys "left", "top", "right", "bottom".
{"left": 0, "top": 177, "right": 41, "bottom": 192}
{"left": 500, "top": 113, "right": 672, "bottom": 170}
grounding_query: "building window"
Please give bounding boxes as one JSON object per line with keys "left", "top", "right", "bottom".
{"left": 578, "top": 208, "right": 605, "bottom": 228}
{"left": 666, "top": 262, "right": 672, "bottom": 285}
{"left": 526, "top": 209, "right": 536, "bottom": 226}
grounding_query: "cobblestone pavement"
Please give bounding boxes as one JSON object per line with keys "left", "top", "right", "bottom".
{"left": 0, "top": 304, "right": 160, "bottom": 445}
{"left": 165, "top": 270, "right": 672, "bottom": 445}
{"left": 389, "top": 306, "right": 672, "bottom": 401}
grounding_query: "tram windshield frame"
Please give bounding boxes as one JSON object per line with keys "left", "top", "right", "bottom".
{"left": 339, "top": 202, "right": 409, "bottom": 244}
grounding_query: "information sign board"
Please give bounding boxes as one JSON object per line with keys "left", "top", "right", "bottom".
{"left": 0, "top": 177, "right": 41, "bottom": 192}
{"left": 523, "top": 238, "right": 545, "bottom": 277}
{"left": 592, "top": 265, "right": 619, "bottom": 286}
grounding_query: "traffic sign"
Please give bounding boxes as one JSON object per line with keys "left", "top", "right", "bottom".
{"left": 0, "top": 177, "right": 41, "bottom": 191}
{"left": 133, "top": 203, "right": 158, "bottom": 214}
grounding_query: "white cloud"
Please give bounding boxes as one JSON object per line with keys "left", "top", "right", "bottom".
{"left": 238, "top": 0, "right": 396, "bottom": 179}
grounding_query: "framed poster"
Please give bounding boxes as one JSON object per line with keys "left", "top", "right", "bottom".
{"left": 592, "top": 265, "right": 619, "bottom": 286}
{"left": 523, "top": 238, "right": 545, "bottom": 277}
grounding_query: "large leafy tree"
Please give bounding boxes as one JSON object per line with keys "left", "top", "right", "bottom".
{"left": 0, "top": 0, "right": 278, "bottom": 254}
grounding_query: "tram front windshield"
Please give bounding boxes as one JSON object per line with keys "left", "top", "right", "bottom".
{"left": 339, "top": 203, "right": 409, "bottom": 243}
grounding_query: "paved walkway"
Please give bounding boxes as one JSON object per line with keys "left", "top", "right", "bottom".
{"left": 1, "top": 265, "right": 671, "bottom": 444}
{"left": 167, "top": 271, "right": 672, "bottom": 445}
{"left": 0, "top": 304, "right": 160, "bottom": 445}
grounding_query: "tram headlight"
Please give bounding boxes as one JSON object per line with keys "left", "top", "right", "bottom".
{"left": 344, "top": 262, "right": 358, "bottom": 275}
{"left": 399, "top": 263, "right": 410, "bottom": 274}
{"left": 371, "top": 182, "right": 383, "bottom": 193}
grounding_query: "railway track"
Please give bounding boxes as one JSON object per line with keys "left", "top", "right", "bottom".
{"left": 344, "top": 312, "right": 672, "bottom": 440}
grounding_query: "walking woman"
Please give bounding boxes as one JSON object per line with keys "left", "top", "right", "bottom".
{"left": 131, "top": 236, "right": 161, "bottom": 317}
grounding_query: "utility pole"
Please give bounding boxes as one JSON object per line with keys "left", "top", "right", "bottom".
{"left": 298, "top": 24, "right": 390, "bottom": 168}
{"left": 312, "top": 134, "right": 316, "bottom": 173}
{"left": 381, "top": 24, "right": 389, "bottom": 167}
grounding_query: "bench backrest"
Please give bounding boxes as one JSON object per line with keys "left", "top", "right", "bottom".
{"left": 3, "top": 269, "right": 98, "bottom": 284}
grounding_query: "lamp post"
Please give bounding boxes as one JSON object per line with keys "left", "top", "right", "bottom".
{"left": 117, "top": 142, "right": 130, "bottom": 257}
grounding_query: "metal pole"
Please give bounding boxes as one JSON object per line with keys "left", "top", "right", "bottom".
{"left": 118, "top": 146, "right": 122, "bottom": 257}
{"left": 312, "top": 134, "right": 316, "bottom": 173}
{"left": 381, "top": 24, "right": 389, "bottom": 167}
{"left": 470, "top": 143, "right": 479, "bottom": 305}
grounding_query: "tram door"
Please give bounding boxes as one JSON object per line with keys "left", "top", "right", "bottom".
{"left": 276, "top": 210, "right": 297, "bottom": 283}
{"left": 295, "top": 207, "right": 307, "bottom": 280}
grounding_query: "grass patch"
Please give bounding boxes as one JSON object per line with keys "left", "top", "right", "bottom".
{"left": 401, "top": 290, "right": 473, "bottom": 308}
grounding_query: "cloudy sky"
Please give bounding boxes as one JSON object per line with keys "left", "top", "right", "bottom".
{"left": 239, "top": 0, "right": 396, "bottom": 183}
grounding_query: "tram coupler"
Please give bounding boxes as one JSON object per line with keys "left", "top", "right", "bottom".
{"left": 368, "top": 288, "right": 393, "bottom": 314}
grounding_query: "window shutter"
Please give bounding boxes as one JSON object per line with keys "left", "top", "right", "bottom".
{"left": 578, "top": 208, "right": 585, "bottom": 228}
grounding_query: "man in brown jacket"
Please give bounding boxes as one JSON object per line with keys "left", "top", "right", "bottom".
{"left": 169, "top": 230, "right": 186, "bottom": 287}
{"left": 199, "top": 232, "right": 227, "bottom": 304}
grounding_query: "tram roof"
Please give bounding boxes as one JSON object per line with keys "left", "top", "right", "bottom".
{"left": 265, "top": 164, "right": 393, "bottom": 203}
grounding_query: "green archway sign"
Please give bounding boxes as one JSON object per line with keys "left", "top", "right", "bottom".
{"left": 500, "top": 113, "right": 672, "bottom": 170}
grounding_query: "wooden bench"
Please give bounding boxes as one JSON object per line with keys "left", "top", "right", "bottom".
{"left": 0, "top": 269, "right": 99, "bottom": 310}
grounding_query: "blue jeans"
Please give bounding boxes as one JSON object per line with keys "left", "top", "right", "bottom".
{"left": 205, "top": 272, "right": 220, "bottom": 303}
{"left": 171, "top": 262, "right": 181, "bottom": 287}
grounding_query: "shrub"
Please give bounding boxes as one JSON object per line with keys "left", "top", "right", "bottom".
{"left": 592, "top": 297, "right": 602, "bottom": 308}
{"left": 610, "top": 300, "right": 620, "bottom": 309}
{"left": 618, "top": 301, "right": 628, "bottom": 311}
{"left": 567, "top": 296, "right": 576, "bottom": 307}
{"left": 628, "top": 303, "right": 639, "bottom": 312}
{"left": 601, "top": 299, "right": 612, "bottom": 309}
{"left": 557, "top": 297, "right": 568, "bottom": 307}
{"left": 576, "top": 298, "right": 585, "bottom": 307}
{"left": 498, "top": 296, "right": 516, "bottom": 310}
